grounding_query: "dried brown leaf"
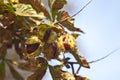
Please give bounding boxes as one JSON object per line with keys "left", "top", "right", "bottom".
{"left": 27, "top": 57, "right": 48, "bottom": 80}
{"left": 79, "top": 56, "right": 90, "bottom": 68}
{"left": 48, "top": 0, "right": 67, "bottom": 11}
{"left": 70, "top": 48, "right": 90, "bottom": 68}
{"left": 57, "top": 11, "right": 84, "bottom": 33}
{"left": 49, "top": 65, "right": 75, "bottom": 80}
{"left": 13, "top": 60, "right": 38, "bottom": 71}
{"left": 74, "top": 74, "right": 90, "bottom": 80}
{"left": 7, "top": 62, "right": 24, "bottom": 80}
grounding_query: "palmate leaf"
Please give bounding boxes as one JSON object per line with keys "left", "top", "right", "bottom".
{"left": 19, "top": 0, "right": 50, "bottom": 19}
{"left": 7, "top": 62, "right": 24, "bottom": 80}
{"left": 27, "top": 57, "right": 48, "bottom": 80}
{"left": 13, "top": 3, "right": 45, "bottom": 18}
{"left": 57, "top": 11, "right": 84, "bottom": 33}
{"left": 0, "top": 61, "right": 5, "bottom": 80}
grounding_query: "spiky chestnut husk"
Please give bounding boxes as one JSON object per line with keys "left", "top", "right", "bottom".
{"left": 38, "top": 24, "right": 57, "bottom": 43}
{"left": 42, "top": 42, "right": 59, "bottom": 60}
{"left": 56, "top": 34, "right": 77, "bottom": 52}
{"left": 25, "top": 36, "right": 42, "bottom": 58}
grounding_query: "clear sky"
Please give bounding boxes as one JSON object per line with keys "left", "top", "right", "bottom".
{"left": 42, "top": 0, "right": 120, "bottom": 80}
{"left": 63, "top": 0, "right": 120, "bottom": 80}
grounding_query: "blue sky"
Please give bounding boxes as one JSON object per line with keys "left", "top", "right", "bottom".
{"left": 43, "top": 0, "right": 120, "bottom": 80}
{"left": 64, "top": 0, "right": 120, "bottom": 80}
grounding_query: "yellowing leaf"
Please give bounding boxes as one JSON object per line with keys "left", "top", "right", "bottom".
{"left": 19, "top": 0, "right": 50, "bottom": 19}
{"left": 13, "top": 4, "right": 45, "bottom": 18}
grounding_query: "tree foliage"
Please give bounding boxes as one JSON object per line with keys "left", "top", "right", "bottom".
{"left": 0, "top": 0, "right": 90, "bottom": 80}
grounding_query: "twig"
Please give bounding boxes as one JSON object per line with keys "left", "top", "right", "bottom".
{"left": 66, "top": 48, "right": 120, "bottom": 65}
{"left": 54, "top": 0, "right": 93, "bottom": 24}
{"left": 71, "top": 0, "right": 93, "bottom": 17}
{"left": 89, "top": 48, "right": 120, "bottom": 64}
{"left": 70, "top": 64, "right": 75, "bottom": 74}
{"left": 76, "top": 65, "right": 81, "bottom": 74}
{"left": 67, "top": 61, "right": 78, "bottom": 64}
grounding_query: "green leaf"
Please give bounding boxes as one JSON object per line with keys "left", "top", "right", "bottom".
{"left": 13, "top": 3, "right": 45, "bottom": 18}
{"left": 7, "top": 62, "right": 24, "bottom": 80}
{"left": 27, "top": 57, "right": 48, "bottom": 80}
{"left": 0, "top": 61, "right": 5, "bottom": 80}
